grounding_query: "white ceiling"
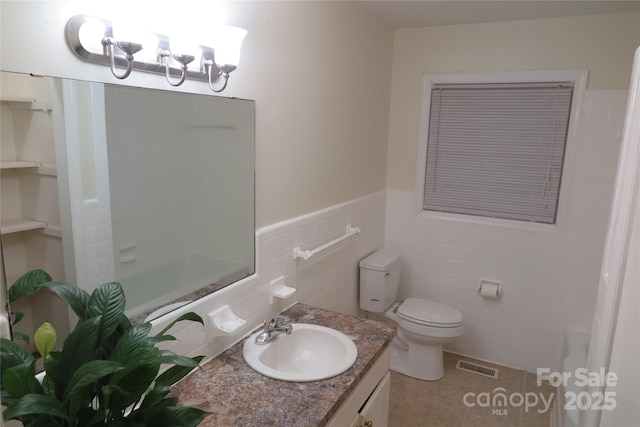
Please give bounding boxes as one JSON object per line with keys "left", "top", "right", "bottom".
{"left": 356, "top": 0, "right": 640, "bottom": 28}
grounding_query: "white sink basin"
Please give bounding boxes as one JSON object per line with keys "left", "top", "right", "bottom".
{"left": 243, "top": 323, "right": 358, "bottom": 382}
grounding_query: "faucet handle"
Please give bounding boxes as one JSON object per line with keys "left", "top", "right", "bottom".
{"left": 268, "top": 315, "right": 290, "bottom": 326}
{"left": 262, "top": 315, "right": 290, "bottom": 330}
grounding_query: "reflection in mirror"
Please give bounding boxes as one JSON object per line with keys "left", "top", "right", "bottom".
{"left": 1, "top": 71, "right": 72, "bottom": 350}
{"left": 101, "top": 83, "right": 255, "bottom": 321}
{"left": 1, "top": 71, "right": 255, "bottom": 350}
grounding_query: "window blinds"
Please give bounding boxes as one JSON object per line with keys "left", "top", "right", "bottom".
{"left": 423, "top": 82, "right": 574, "bottom": 224}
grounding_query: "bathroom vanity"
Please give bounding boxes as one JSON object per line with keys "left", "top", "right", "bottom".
{"left": 170, "top": 303, "right": 395, "bottom": 426}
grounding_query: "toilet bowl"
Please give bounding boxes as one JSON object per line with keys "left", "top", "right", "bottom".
{"left": 384, "top": 299, "right": 463, "bottom": 380}
{"left": 359, "top": 250, "right": 464, "bottom": 381}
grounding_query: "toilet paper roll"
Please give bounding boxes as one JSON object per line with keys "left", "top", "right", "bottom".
{"left": 479, "top": 282, "right": 501, "bottom": 299}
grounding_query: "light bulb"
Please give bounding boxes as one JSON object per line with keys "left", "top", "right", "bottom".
{"left": 78, "top": 18, "right": 107, "bottom": 52}
{"left": 212, "top": 26, "right": 247, "bottom": 67}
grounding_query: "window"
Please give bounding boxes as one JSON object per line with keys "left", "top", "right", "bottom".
{"left": 421, "top": 78, "right": 577, "bottom": 224}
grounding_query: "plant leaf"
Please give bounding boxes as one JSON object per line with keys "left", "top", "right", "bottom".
{"left": 0, "top": 338, "right": 35, "bottom": 375}
{"left": 42, "top": 350, "right": 62, "bottom": 397}
{"left": 2, "top": 393, "right": 70, "bottom": 422}
{"left": 156, "top": 312, "right": 204, "bottom": 336}
{"left": 39, "top": 281, "right": 90, "bottom": 319}
{"left": 62, "top": 360, "right": 122, "bottom": 401}
{"left": 41, "top": 373, "right": 56, "bottom": 397}
{"left": 131, "top": 392, "right": 179, "bottom": 421}
{"left": 108, "top": 323, "right": 153, "bottom": 365}
{"left": 146, "top": 334, "right": 177, "bottom": 345}
{"left": 137, "top": 386, "right": 172, "bottom": 410}
{"left": 143, "top": 405, "right": 210, "bottom": 427}
{"left": 157, "top": 353, "right": 201, "bottom": 369}
{"left": 56, "top": 316, "right": 101, "bottom": 395}
{"left": 63, "top": 360, "right": 123, "bottom": 418}
{"left": 154, "top": 356, "right": 205, "bottom": 388}
{"left": 11, "top": 331, "right": 29, "bottom": 344}
{"left": 106, "top": 364, "right": 159, "bottom": 412}
{"left": 75, "top": 406, "right": 104, "bottom": 427}
{"left": 8, "top": 269, "right": 51, "bottom": 303}
{"left": 11, "top": 310, "right": 24, "bottom": 324}
{"left": 98, "top": 314, "right": 133, "bottom": 358}
{"left": 86, "top": 282, "right": 126, "bottom": 342}
{"left": 1, "top": 361, "right": 41, "bottom": 398}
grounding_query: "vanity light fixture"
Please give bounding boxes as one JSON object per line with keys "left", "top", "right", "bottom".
{"left": 202, "top": 26, "right": 247, "bottom": 92}
{"left": 65, "top": 15, "right": 246, "bottom": 92}
{"left": 103, "top": 38, "right": 143, "bottom": 79}
{"left": 159, "top": 50, "right": 195, "bottom": 86}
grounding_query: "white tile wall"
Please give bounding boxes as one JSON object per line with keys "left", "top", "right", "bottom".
{"left": 384, "top": 90, "right": 627, "bottom": 373}
{"left": 150, "top": 191, "right": 386, "bottom": 359}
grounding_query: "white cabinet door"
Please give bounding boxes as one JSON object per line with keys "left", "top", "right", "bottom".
{"left": 347, "top": 413, "right": 362, "bottom": 427}
{"left": 359, "top": 372, "right": 391, "bottom": 427}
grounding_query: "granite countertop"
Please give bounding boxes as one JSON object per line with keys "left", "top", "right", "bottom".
{"left": 170, "top": 303, "right": 396, "bottom": 427}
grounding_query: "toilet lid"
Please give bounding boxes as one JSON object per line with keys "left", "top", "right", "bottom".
{"left": 396, "top": 298, "right": 463, "bottom": 327}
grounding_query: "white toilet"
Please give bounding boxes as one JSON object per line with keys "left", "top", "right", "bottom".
{"left": 359, "top": 249, "right": 464, "bottom": 381}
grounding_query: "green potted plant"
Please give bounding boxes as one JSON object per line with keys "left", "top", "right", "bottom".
{"left": 1, "top": 269, "right": 209, "bottom": 426}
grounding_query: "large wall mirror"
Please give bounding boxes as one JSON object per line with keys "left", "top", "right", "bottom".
{"left": 1, "top": 71, "right": 255, "bottom": 351}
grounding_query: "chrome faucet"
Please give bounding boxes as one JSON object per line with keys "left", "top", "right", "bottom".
{"left": 254, "top": 315, "right": 293, "bottom": 345}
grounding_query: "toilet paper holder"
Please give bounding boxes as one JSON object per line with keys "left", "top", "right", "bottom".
{"left": 478, "top": 279, "right": 502, "bottom": 299}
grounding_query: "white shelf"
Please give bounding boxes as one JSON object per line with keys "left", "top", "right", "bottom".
{"left": 0, "top": 96, "right": 51, "bottom": 112}
{"left": 0, "top": 161, "right": 57, "bottom": 176}
{"left": 42, "top": 225, "right": 62, "bottom": 238}
{"left": 34, "top": 164, "right": 57, "bottom": 176}
{"left": 1, "top": 218, "right": 46, "bottom": 235}
{"left": 1, "top": 96, "right": 35, "bottom": 104}
{"left": 0, "top": 160, "right": 41, "bottom": 170}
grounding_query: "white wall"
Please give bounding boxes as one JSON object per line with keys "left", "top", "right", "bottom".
{"left": 226, "top": 1, "right": 393, "bottom": 227}
{"left": 384, "top": 12, "right": 638, "bottom": 372}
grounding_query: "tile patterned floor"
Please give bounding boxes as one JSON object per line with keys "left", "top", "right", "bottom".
{"left": 389, "top": 352, "right": 556, "bottom": 427}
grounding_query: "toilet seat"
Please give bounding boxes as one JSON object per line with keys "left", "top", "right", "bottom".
{"left": 396, "top": 298, "right": 463, "bottom": 328}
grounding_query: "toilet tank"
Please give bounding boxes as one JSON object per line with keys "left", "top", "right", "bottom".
{"left": 359, "top": 249, "right": 401, "bottom": 312}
